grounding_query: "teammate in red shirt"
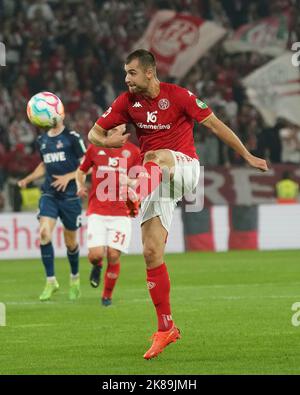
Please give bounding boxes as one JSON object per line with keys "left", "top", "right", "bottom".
{"left": 76, "top": 124, "right": 141, "bottom": 306}
{"left": 88, "top": 50, "right": 268, "bottom": 359}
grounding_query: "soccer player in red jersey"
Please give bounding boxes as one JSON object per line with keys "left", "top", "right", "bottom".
{"left": 88, "top": 49, "right": 268, "bottom": 359}
{"left": 76, "top": 125, "right": 141, "bottom": 306}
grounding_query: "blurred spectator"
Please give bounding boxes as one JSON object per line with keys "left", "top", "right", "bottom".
{"left": 8, "top": 112, "right": 36, "bottom": 152}
{"left": 3, "top": 143, "right": 40, "bottom": 178}
{"left": 3, "top": 143, "right": 40, "bottom": 211}
{"left": 279, "top": 124, "right": 300, "bottom": 164}
{"left": 79, "top": 90, "right": 103, "bottom": 121}
{"left": 69, "top": 110, "right": 94, "bottom": 143}
{"left": 0, "top": 83, "right": 13, "bottom": 129}
{"left": 27, "top": 0, "right": 54, "bottom": 22}
{"left": 0, "top": 141, "right": 5, "bottom": 190}
{"left": 256, "top": 120, "right": 284, "bottom": 164}
{"left": 0, "top": 0, "right": 296, "bottom": 211}
{"left": 0, "top": 192, "right": 4, "bottom": 211}
{"left": 62, "top": 78, "right": 81, "bottom": 114}
{"left": 221, "top": 0, "right": 251, "bottom": 28}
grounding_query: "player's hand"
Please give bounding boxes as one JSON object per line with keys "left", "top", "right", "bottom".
{"left": 18, "top": 179, "right": 28, "bottom": 189}
{"left": 77, "top": 185, "right": 88, "bottom": 198}
{"left": 51, "top": 174, "right": 70, "bottom": 192}
{"left": 245, "top": 154, "right": 268, "bottom": 172}
{"left": 106, "top": 129, "right": 130, "bottom": 148}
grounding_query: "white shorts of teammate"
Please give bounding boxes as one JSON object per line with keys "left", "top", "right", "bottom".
{"left": 141, "top": 150, "right": 200, "bottom": 232}
{"left": 87, "top": 214, "right": 132, "bottom": 253}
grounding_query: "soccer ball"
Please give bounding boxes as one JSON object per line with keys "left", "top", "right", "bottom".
{"left": 27, "top": 92, "right": 65, "bottom": 128}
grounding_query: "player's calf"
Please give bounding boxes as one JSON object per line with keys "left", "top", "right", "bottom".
{"left": 88, "top": 250, "right": 104, "bottom": 288}
{"left": 90, "top": 265, "right": 102, "bottom": 288}
{"left": 102, "top": 262, "right": 120, "bottom": 305}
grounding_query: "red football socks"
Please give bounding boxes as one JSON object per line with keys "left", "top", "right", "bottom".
{"left": 102, "top": 262, "right": 120, "bottom": 299}
{"left": 146, "top": 263, "right": 174, "bottom": 332}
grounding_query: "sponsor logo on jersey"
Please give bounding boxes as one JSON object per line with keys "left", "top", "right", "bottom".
{"left": 196, "top": 98, "right": 208, "bottom": 109}
{"left": 135, "top": 110, "right": 172, "bottom": 130}
{"left": 43, "top": 151, "right": 66, "bottom": 163}
{"left": 133, "top": 101, "right": 142, "bottom": 108}
{"left": 56, "top": 140, "right": 64, "bottom": 149}
{"left": 136, "top": 122, "right": 171, "bottom": 130}
{"left": 97, "top": 165, "right": 126, "bottom": 174}
{"left": 158, "top": 98, "right": 170, "bottom": 110}
{"left": 121, "top": 149, "right": 131, "bottom": 158}
{"left": 98, "top": 150, "right": 106, "bottom": 155}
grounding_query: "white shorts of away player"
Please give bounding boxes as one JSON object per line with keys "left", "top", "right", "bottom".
{"left": 141, "top": 150, "right": 200, "bottom": 232}
{"left": 87, "top": 214, "right": 132, "bottom": 253}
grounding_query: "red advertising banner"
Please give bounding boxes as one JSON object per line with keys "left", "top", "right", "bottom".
{"left": 203, "top": 164, "right": 300, "bottom": 206}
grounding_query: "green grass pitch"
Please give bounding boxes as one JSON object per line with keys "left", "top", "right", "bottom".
{"left": 1, "top": 250, "right": 300, "bottom": 375}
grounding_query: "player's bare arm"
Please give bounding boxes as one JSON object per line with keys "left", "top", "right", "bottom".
{"left": 18, "top": 162, "right": 46, "bottom": 188}
{"left": 203, "top": 114, "right": 268, "bottom": 172}
{"left": 88, "top": 123, "right": 130, "bottom": 148}
{"left": 76, "top": 168, "right": 88, "bottom": 198}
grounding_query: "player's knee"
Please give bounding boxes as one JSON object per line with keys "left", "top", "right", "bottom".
{"left": 88, "top": 249, "right": 103, "bottom": 263}
{"left": 143, "top": 243, "right": 161, "bottom": 265}
{"left": 144, "top": 150, "right": 170, "bottom": 170}
{"left": 144, "top": 150, "right": 159, "bottom": 164}
{"left": 107, "top": 248, "right": 120, "bottom": 264}
{"left": 40, "top": 228, "right": 52, "bottom": 245}
{"left": 65, "top": 241, "right": 78, "bottom": 252}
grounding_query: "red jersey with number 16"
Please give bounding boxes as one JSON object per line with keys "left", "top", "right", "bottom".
{"left": 96, "top": 82, "right": 213, "bottom": 160}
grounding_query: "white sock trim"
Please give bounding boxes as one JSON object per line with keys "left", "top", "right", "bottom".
{"left": 47, "top": 276, "right": 56, "bottom": 283}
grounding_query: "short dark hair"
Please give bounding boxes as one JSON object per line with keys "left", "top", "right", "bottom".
{"left": 125, "top": 49, "right": 156, "bottom": 70}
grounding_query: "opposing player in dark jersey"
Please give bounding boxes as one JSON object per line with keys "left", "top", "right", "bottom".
{"left": 88, "top": 49, "right": 268, "bottom": 359}
{"left": 18, "top": 113, "right": 86, "bottom": 301}
{"left": 76, "top": 124, "right": 141, "bottom": 306}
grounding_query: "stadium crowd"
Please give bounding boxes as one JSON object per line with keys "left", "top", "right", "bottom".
{"left": 0, "top": 0, "right": 300, "bottom": 210}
